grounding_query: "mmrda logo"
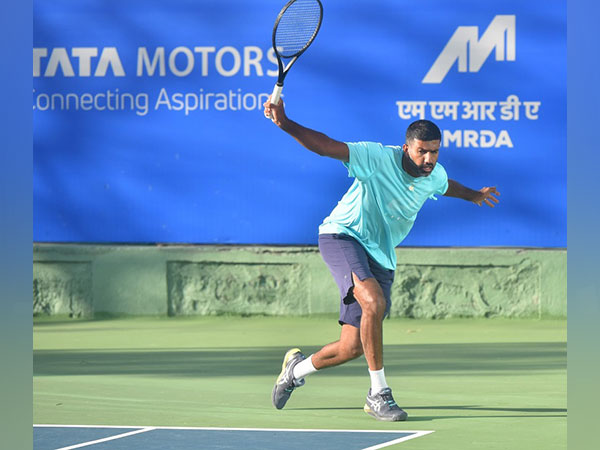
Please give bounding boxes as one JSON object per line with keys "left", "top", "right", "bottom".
{"left": 422, "top": 15, "right": 515, "bottom": 84}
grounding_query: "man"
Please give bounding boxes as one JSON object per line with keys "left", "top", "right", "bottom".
{"left": 263, "top": 97, "right": 499, "bottom": 421}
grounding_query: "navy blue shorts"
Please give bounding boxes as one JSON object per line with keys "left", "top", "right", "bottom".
{"left": 318, "top": 233, "right": 395, "bottom": 328}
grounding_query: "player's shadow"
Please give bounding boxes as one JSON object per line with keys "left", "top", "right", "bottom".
{"left": 404, "top": 405, "right": 567, "bottom": 421}
{"left": 405, "top": 405, "right": 567, "bottom": 413}
{"left": 406, "top": 414, "right": 567, "bottom": 421}
{"left": 289, "top": 405, "right": 567, "bottom": 420}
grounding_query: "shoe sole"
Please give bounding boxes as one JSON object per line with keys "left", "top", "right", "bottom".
{"left": 364, "top": 404, "right": 408, "bottom": 422}
{"left": 276, "top": 348, "right": 302, "bottom": 384}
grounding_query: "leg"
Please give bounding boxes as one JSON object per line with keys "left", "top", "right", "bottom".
{"left": 311, "top": 324, "right": 363, "bottom": 370}
{"left": 316, "top": 234, "right": 388, "bottom": 372}
{"left": 352, "top": 273, "right": 406, "bottom": 421}
{"left": 311, "top": 272, "right": 386, "bottom": 372}
{"left": 351, "top": 273, "right": 387, "bottom": 371}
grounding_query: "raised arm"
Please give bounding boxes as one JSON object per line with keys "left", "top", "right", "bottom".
{"left": 263, "top": 97, "right": 349, "bottom": 162}
{"left": 444, "top": 179, "right": 500, "bottom": 207}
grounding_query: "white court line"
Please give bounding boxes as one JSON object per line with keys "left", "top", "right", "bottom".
{"left": 35, "top": 424, "right": 434, "bottom": 434}
{"left": 362, "top": 430, "right": 435, "bottom": 449}
{"left": 52, "top": 427, "right": 155, "bottom": 450}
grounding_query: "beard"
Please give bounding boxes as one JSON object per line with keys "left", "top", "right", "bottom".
{"left": 402, "top": 152, "right": 434, "bottom": 177}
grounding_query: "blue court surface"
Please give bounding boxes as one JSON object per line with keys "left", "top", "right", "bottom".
{"left": 33, "top": 425, "right": 434, "bottom": 450}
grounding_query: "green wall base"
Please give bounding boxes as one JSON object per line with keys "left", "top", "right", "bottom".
{"left": 33, "top": 244, "right": 566, "bottom": 319}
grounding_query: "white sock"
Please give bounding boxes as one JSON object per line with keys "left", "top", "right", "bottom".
{"left": 293, "top": 354, "right": 318, "bottom": 380}
{"left": 369, "top": 368, "right": 389, "bottom": 394}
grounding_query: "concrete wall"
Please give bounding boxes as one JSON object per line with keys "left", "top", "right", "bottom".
{"left": 33, "top": 244, "right": 566, "bottom": 319}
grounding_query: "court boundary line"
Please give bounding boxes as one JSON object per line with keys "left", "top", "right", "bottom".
{"left": 35, "top": 424, "right": 434, "bottom": 434}
{"left": 362, "top": 431, "right": 434, "bottom": 449}
{"left": 51, "top": 427, "right": 155, "bottom": 450}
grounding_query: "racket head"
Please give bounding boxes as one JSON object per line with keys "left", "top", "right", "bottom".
{"left": 272, "top": 0, "right": 323, "bottom": 61}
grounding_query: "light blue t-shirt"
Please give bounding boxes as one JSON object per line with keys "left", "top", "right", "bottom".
{"left": 319, "top": 141, "right": 448, "bottom": 270}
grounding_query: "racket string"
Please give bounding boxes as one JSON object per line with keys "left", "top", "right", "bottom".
{"left": 275, "top": 0, "right": 322, "bottom": 58}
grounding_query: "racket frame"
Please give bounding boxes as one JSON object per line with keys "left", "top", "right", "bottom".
{"left": 270, "top": 0, "right": 323, "bottom": 106}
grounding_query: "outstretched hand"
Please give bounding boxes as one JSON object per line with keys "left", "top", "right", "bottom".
{"left": 473, "top": 187, "right": 500, "bottom": 207}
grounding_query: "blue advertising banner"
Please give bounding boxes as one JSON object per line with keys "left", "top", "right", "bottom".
{"left": 33, "top": 0, "right": 566, "bottom": 246}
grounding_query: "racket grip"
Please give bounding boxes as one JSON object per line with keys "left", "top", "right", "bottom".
{"left": 270, "top": 84, "right": 283, "bottom": 105}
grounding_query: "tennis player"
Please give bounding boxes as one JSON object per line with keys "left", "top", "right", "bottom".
{"left": 264, "top": 98, "right": 499, "bottom": 421}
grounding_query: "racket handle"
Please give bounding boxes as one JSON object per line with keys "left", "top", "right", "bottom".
{"left": 266, "top": 83, "right": 283, "bottom": 120}
{"left": 270, "top": 83, "right": 283, "bottom": 106}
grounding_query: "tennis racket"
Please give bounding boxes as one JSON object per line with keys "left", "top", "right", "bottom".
{"left": 266, "top": 0, "right": 323, "bottom": 118}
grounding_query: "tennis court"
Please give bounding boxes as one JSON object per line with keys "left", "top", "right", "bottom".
{"left": 31, "top": 1, "right": 569, "bottom": 449}
{"left": 33, "top": 425, "right": 431, "bottom": 449}
{"left": 33, "top": 316, "right": 566, "bottom": 449}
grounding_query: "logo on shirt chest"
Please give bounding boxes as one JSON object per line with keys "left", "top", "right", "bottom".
{"left": 378, "top": 169, "right": 431, "bottom": 222}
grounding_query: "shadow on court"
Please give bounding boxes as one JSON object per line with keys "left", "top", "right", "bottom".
{"left": 289, "top": 405, "right": 566, "bottom": 413}
{"left": 34, "top": 342, "right": 566, "bottom": 377}
{"left": 402, "top": 414, "right": 567, "bottom": 421}
{"left": 288, "top": 404, "right": 567, "bottom": 420}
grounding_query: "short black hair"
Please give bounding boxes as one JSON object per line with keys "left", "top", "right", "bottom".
{"left": 405, "top": 119, "right": 441, "bottom": 143}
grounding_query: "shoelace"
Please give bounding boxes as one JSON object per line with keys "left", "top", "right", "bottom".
{"left": 378, "top": 391, "right": 398, "bottom": 408}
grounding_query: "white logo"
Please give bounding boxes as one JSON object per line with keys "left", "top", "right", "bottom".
{"left": 422, "top": 15, "right": 516, "bottom": 84}
{"left": 33, "top": 46, "right": 278, "bottom": 78}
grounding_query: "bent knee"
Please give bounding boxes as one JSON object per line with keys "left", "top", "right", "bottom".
{"left": 352, "top": 280, "right": 386, "bottom": 316}
{"left": 342, "top": 342, "right": 364, "bottom": 360}
{"left": 350, "top": 344, "right": 364, "bottom": 359}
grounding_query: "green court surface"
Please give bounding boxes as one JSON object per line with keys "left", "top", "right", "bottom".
{"left": 33, "top": 316, "right": 566, "bottom": 449}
